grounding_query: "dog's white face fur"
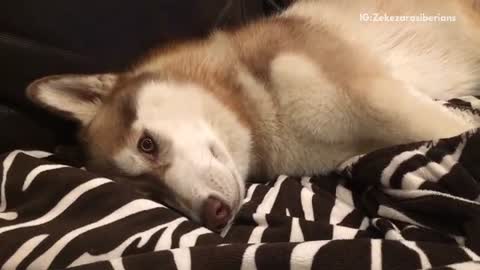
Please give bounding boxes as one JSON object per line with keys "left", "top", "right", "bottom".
{"left": 113, "top": 81, "right": 248, "bottom": 222}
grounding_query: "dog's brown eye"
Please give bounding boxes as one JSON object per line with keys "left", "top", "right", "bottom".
{"left": 138, "top": 136, "right": 156, "bottom": 154}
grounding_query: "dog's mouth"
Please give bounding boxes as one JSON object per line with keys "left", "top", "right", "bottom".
{"left": 111, "top": 165, "right": 244, "bottom": 233}
{"left": 229, "top": 166, "right": 245, "bottom": 218}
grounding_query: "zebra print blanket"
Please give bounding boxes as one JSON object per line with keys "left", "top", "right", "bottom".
{"left": 1, "top": 97, "right": 480, "bottom": 270}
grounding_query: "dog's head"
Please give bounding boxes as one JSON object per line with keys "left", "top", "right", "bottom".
{"left": 26, "top": 63, "right": 252, "bottom": 232}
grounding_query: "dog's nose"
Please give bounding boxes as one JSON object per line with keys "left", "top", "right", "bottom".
{"left": 202, "top": 196, "right": 232, "bottom": 232}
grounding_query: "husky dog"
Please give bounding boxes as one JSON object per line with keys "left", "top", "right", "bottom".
{"left": 26, "top": 0, "right": 480, "bottom": 232}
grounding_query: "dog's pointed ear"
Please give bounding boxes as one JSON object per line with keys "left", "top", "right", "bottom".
{"left": 26, "top": 73, "right": 118, "bottom": 126}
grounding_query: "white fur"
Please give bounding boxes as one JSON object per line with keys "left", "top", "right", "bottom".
{"left": 113, "top": 81, "right": 249, "bottom": 221}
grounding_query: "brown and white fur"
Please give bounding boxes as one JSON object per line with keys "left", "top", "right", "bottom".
{"left": 26, "top": 0, "right": 480, "bottom": 232}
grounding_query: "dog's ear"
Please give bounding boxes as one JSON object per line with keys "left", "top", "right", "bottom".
{"left": 26, "top": 73, "right": 118, "bottom": 126}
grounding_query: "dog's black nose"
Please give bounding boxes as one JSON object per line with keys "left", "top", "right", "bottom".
{"left": 202, "top": 196, "right": 231, "bottom": 232}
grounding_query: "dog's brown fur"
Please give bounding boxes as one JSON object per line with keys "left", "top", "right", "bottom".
{"left": 26, "top": 0, "right": 480, "bottom": 231}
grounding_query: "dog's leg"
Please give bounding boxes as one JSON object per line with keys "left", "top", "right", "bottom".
{"left": 352, "top": 78, "right": 475, "bottom": 145}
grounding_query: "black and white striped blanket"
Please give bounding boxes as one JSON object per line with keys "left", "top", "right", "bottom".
{"left": 1, "top": 97, "right": 480, "bottom": 270}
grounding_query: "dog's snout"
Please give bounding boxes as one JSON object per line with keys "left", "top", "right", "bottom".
{"left": 202, "top": 196, "right": 232, "bottom": 232}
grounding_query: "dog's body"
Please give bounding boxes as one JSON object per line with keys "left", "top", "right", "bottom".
{"left": 27, "top": 0, "right": 480, "bottom": 231}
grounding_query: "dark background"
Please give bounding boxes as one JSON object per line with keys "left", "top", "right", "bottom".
{"left": 0, "top": 0, "right": 294, "bottom": 153}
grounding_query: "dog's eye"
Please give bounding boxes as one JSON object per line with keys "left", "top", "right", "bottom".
{"left": 138, "top": 136, "right": 156, "bottom": 155}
